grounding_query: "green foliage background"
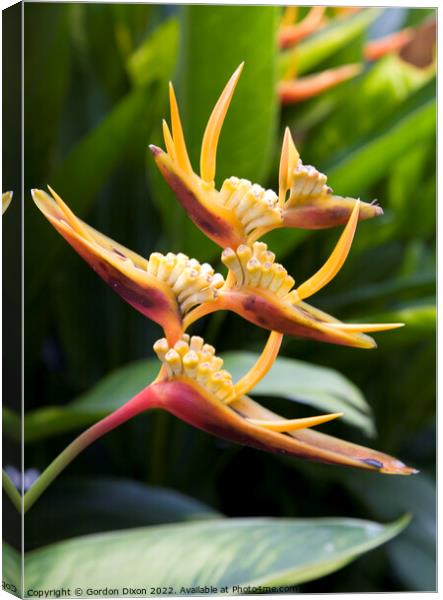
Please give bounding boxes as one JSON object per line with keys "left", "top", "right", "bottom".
{"left": 13, "top": 3, "right": 436, "bottom": 593}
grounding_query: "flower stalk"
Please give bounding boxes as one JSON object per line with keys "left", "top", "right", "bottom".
{"left": 24, "top": 385, "right": 159, "bottom": 513}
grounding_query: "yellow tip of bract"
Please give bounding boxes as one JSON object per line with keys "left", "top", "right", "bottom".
{"left": 2, "top": 191, "right": 13, "bottom": 215}
{"left": 168, "top": 82, "right": 194, "bottom": 176}
{"left": 296, "top": 200, "right": 360, "bottom": 301}
{"left": 200, "top": 63, "right": 244, "bottom": 183}
{"left": 247, "top": 412, "right": 343, "bottom": 432}
{"left": 278, "top": 127, "right": 300, "bottom": 207}
{"left": 162, "top": 119, "right": 177, "bottom": 163}
{"left": 325, "top": 322, "right": 405, "bottom": 333}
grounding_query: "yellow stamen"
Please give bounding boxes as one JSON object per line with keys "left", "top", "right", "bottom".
{"left": 325, "top": 322, "right": 405, "bottom": 333}
{"left": 218, "top": 177, "right": 282, "bottom": 237}
{"left": 169, "top": 82, "right": 193, "bottom": 175}
{"left": 234, "top": 331, "right": 283, "bottom": 398}
{"left": 296, "top": 200, "right": 360, "bottom": 301}
{"left": 278, "top": 127, "right": 300, "bottom": 207}
{"left": 162, "top": 119, "right": 177, "bottom": 163}
{"left": 147, "top": 252, "right": 223, "bottom": 316}
{"left": 154, "top": 335, "right": 235, "bottom": 403}
{"left": 200, "top": 63, "right": 244, "bottom": 183}
{"left": 247, "top": 412, "right": 343, "bottom": 432}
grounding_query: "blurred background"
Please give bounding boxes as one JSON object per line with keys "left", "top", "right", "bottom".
{"left": 16, "top": 3, "right": 436, "bottom": 592}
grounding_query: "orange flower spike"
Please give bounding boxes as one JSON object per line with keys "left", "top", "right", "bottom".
{"left": 150, "top": 65, "right": 283, "bottom": 249}
{"left": 32, "top": 188, "right": 224, "bottom": 345}
{"left": 279, "top": 63, "right": 363, "bottom": 105}
{"left": 278, "top": 6, "right": 327, "bottom": 50}
{"left": 150, "top": 334, "right": 414, "bottom": 475}
{"left": 279, "top": 128, "right": 383, "bottom": 229}
{"left": 24, "top": 329, "right": 415, "bottom": 511}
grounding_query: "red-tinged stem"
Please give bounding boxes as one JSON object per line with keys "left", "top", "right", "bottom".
{"left": 23, "top": 385, "right": 160, "bottom": 513}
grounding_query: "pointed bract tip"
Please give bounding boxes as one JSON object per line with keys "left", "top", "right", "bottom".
{"left": 296, "top": 200, "right": 360, "bottom": 301}
{"left": 325, "top": 322, "right": 405, "bottom": 334}
{"left": 200, "top": 63, "right": 244, "bottom": 182}
{"left": 149, "top": 144, "right": 163, "bottom": 156}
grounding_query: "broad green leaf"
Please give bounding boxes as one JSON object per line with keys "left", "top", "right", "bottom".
{"left": 24, "top": 351, "right": 373, "bottom": 442}
{"left": 2, "top": 543, "right": 21, "bottom": 598}
{"left": 223, "top": 352, "right": 374, "bottom": 436}
{"left": 325, "top": 78, "right": 436, "bottom": 195}
{"left": 26, "top": 477, "right": 221, "bottom": 549}
{"left": 151, "top": 5, "right": 279, "bottom": 258}
{"left": 280, "top": 9, "right": 381, "bottom": 77}
{"left": 24, "top": 516, "right": 409, "bottom": 592}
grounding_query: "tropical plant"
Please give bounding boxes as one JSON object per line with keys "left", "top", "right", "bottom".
{"left": 2, "top": 4, "right": 435, "bottom": 594}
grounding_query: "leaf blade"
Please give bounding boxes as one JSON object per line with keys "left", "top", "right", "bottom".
{"left": 25, "top": 516, "right": 409, "bottom": 591}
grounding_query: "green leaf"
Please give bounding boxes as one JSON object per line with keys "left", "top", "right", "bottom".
{"left": 2, "top": 543, "right": 21, "bottom": 598}
{"left": 325, "top": 78, "right": 436, "bottom": 195}
{"left": 25, "top": 516, "right": 409, "bottom": 592}
{"left": 151, "top": 5, "right": 279, "bottom": 258}
{"left": 222, "top": 352, "right": 375, "bottom": 436}
{"left": 26, "top": 477, "right": 221, "bottom": 549}
{"left": 280, "top": 9, "right": 382, "bottom": 77}
{"left": 24, "top": 351, "right": 373, "bottom": 442}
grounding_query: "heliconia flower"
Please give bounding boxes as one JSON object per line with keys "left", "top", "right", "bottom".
{"left": 150, "top": 64, "right": 285, "bottom": 249}
{"left": 277, "top": 127, "right": 383, "bottom": 230}
{"left": 31, "top": 187, "right": 224, "bottom": 344}
{"left": 24, "top": 330, "right": 414, "bottom": 512}
{"left": 151, "top": 66, "right": 382, "bottom": 244}
{"left": 184, "top": 213, "right": 403, "bottom": 349}
{"left": 2, "top": 191, "right": 13, "bottom": 215}
{"left": 131, "top": 333, "right": 416, "bottom": 475}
